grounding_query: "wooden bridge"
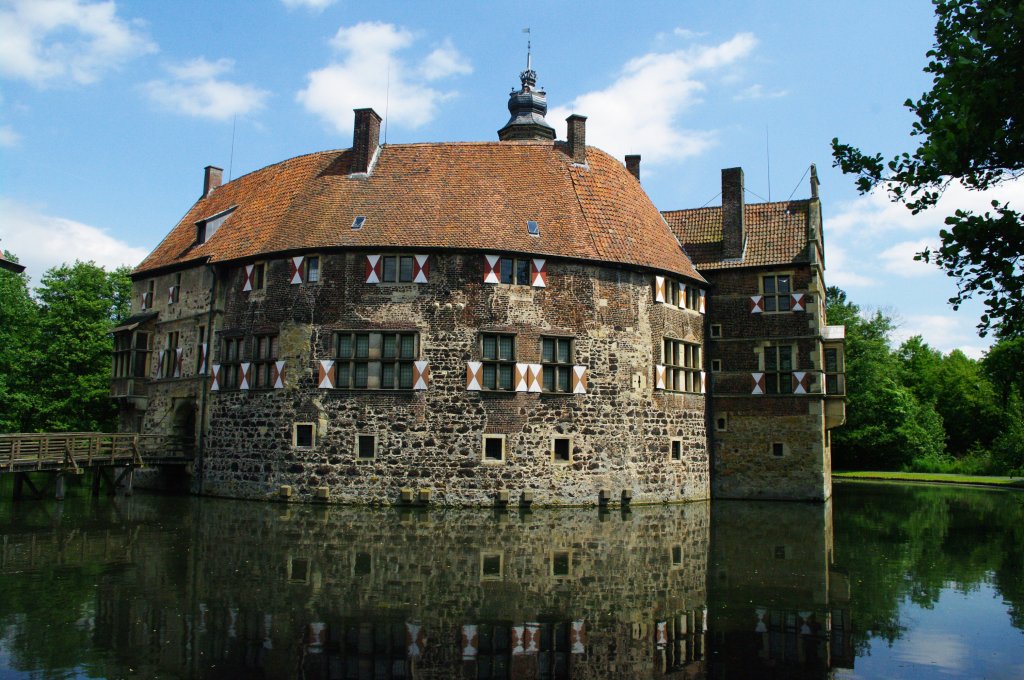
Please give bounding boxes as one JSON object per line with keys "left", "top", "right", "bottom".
{"left": 0, "top": 432, "right": 192, "bottom": 501}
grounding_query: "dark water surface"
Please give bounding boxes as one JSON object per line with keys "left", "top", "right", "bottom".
{"left": 0, "top": 481, "right": 1021, "bottom": 679}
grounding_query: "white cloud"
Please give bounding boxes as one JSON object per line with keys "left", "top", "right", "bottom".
{"left": 824, "top": 242, "right": 875, "bottom": 288}
{"left": 0, "top": 0, "right": 156, "bottom": 86}
{"left": 891, "top": 313, "right": 988, "bottom": 358}
{"left": 879, "top": 239, "right": 940, "bottom": 277}
{"left": 0, "top": 125, "right": 19, "bottom": 146}
{"left": 420, "top": 39, "right": 472, "bottom": 81}
{"left": 0, "top": 198, "right": 150, "bottom": 275}
{"left": 281, "top": 0, "right": 337, "bottom": 10}
{"left": 827, "top": 175, "right": 1024, "bottom": 237}
{"left": 144, "top": 58, "right": 270, "bottom": 121}
{"left": 297, "top": 22, "right": 471, "bottom": 135}
{"left": 734, "top": 83, "right": 788, "bottom": 101}
{"left": 673, "top": 28, "right": 706, "bottom": 40}
{"left": 548, "top": 33, "right": 758, "bottom": 164}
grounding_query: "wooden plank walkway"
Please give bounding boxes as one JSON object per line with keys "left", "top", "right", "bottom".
{"left": 0, "top": 432, "right": 190, "bottom": 474}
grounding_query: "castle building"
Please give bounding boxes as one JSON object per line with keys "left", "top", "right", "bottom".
{"left": 111, "top": 63, "right": 844, "bottom": 505}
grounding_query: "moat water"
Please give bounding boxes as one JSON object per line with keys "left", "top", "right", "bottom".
{"left": 0, "top": 481, "right": 1021, "bottom": 679}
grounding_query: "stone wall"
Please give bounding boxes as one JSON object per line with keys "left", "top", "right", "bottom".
{"left": 199, "top": 252, "right": 708, "bottom": 506}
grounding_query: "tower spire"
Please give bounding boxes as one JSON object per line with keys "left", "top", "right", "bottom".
{"left": 497, "top": 31, "right": 555, "bottom": 141}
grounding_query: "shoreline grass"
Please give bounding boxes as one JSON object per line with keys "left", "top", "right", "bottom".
{"left": 835, "top": 471, "right": 1024, "bottom": 489}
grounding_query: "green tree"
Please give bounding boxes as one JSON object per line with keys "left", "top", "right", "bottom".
{"left": 0, "top": 251, "right": 40, "bottom": 432}
{"left": 31, "top": 262, "right": 133, "bottom": 432}
{"left": 831, "top": 0, "right": 1024, "bottom": 337}
{"left": 826, "top": 288, "right": 946, "bottom": 470}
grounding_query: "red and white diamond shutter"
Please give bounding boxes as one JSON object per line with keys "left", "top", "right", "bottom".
{"left": 413, "top": 255, "right": 429, "bottom": 283}
{"left": 365, "top": 255, "right": 382, "bottom": 284}
{"left": 654, "top": 276, "right": 666, "bottom": 303}
{"left": 792, "top": 371, "right": 811, "bottom": 393}
{"left": 791, "top": 293, "right": 805, "bottom": 312}
{"left": 174, "top": 348, "right": 183, "bottom": 378}
{"left": 530, "top": 259, "right": 547, "bottom": 287}
{"left": 198, "top": 343, "right": 208, "bottom": 374}
{"left": 239, "top": 362, "right": 251, "bottom": 390}
{"left": 242, "top": 264, "right": 255, "bottom": 292}
{"left": 273, "top": 361, "right": 286, "bottom": 389}
{"left": 751, "top": 372, "right": 766, "bottom": 394}
{"left": 483, "top": 255, "right": 500, "bottom": 284}
{"left": 290, "top": 256, "right": 304, "bottom": 284}
{"left": 699, "top": 289, "right": 706, "bottom": 314}
{"left": 317, "top": 360, "right": 335, "bottom": 389}
{"left": 210, "top": 364, "right": 221, "bottom": 391}
{"left": 571, "top": 365, "right": 588, "bottom": 394}
{"left": 465, "top": 362, "right": 483, "bottom": 390}
{"left": 749, "top": 295, "right": 764, "bottom": 313}
{"left": 413, "top": 360, "right": 430, "bottom": 390}
{"left": 655, "top": 364, "right": 666, "bottom": 390}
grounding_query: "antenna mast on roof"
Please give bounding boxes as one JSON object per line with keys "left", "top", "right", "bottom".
{"left": 523, "top": 27, "right": 531, "bottom": 70}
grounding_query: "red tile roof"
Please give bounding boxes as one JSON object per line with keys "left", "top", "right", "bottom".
{"left": 662, "top": 200, "right": 811, "bottom": 270}
{"left": 136, "top": 141, "right": 703, "bottom": 283}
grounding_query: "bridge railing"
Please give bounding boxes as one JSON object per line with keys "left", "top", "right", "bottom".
{"left": 0, "top": 433, "right": 191, "bottom": 473}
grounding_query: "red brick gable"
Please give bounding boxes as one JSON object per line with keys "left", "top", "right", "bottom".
{"left": 662, "top": 200, "right": 811, "bottom": 270}
{"left": 136, "top": 141, "right": 703, "bottom": 282}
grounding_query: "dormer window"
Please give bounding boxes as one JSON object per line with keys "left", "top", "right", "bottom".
{"left": 195, "top": 206, "right": 236, "bottom": 245}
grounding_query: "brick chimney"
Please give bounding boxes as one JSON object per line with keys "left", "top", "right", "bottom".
{"left": 203, "top": 166, "right": 223, "bottom": 197}
{"left": 351, "top": 108, "right": 382, "bottom": 175}
{"left": 625, "top": 155, "right": 641, "bottom": 181}
{"left": 722, "top": 167, "right": 745, "bottom": 259}
{"left": 566, "top": 114, "right": 587, "bottom": 165}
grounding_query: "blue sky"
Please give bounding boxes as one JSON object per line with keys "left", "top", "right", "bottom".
{"left": 0, "top": 0, "right": 1006, "bottom": 357}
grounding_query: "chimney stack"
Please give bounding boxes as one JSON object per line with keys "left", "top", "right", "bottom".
{"left": 203, "top": 166, "right": 223, "bottom": 197}
{"left": 351, "top": 108, "right": 382, "bottom": 175}
{"left": 625, "top": 155, "right": 641, "bottom": 181}
{"left": 722, "top": 167, "right": 745, "bottom": 259}
{"left": 566, "top": 114, "right": 587, "bottom": 165}
{"left": 809, "top": 163, "right": 820, "bottom": 199}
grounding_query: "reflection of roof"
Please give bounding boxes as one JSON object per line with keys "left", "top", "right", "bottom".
{"left": 0, "top": 257, "right": 25, "bottom": 273}
{"left": 136, "top": 142, "right": 704, "bottom": 282}
{"left": 662, "top": 200, "right": 811, "bottom": 270}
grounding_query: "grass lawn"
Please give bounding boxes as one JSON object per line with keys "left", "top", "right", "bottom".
{"left": 835, "top": 471, "right": 1024, "bottom": 488}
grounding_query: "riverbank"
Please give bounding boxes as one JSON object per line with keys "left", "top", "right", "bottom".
{"left": 834, "top": 471, "right": 1024, "bottom": 489}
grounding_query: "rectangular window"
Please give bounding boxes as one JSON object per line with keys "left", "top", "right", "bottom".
{"left": 169, "top": 272, "right": 182, "bottom": 304}
{"left": 305, "top": 256, "right": 320, "bottom": 283}
{"left": 196, "top": 326, "right": 206, "bottom": 373}
{"left": 480, "top": 552, "right": 504, "bottom": 580}
{"left": 550, "top": 550, "right": 572, "bottom": 577}
{"left": 160, "top": 331, "right": 180, "bottom": 379}
{"left": 552, "top": 437, "right": 572, "bottom": 463}
{"left": 482, "top": 434, "right": 506, "bottom": 463}
{"left": 378, "top": 254, "right": 415, "bottom": 283}
{"left": 765, "top": 346, "right": 794, "bottom": 394}
{"left": 333, "top": 331, "right": 418, "bottom": 389}
{"left": 294, "top": 423, "right": 315, "bottom": 449}
{"left": 356, "top": 434, "right": 376, "bottom": 459}
{"left": 663, "top": 338, "right": 702, "bottom": 393}
{"left": 541, "top": 337, "right": 573, "bottom": 393}
{"left": 825, "top": 347, "right": 841, "bottom": 394}
{"left": 710, "top": 324, "right": 722, "bottom": 338}
{"left": 252, "top": 334, "right": 278, "bottom": 388}
{"left": 762, "top": 274, "right": 792, "bottom": 312}
{"left": 685, "top": 285, "right": 700, "bottom": 310}
{"left": 498, "top": 257, "right": 532, "bottom": 285}
{"left": 481, "top": 333, "right": 515, "bottom": 390}
{"left": 252, "top": 262, "right": 265, "bottom": 291}
{"left": 670, "top": 438, "right": 682, "bottom": 461}
{"left": 666, "top": 280, "right": 680, "bottom": 306}
{"left": 221, "top": 336, "right": 244, "bottom": 389}
{"left": 711, "top": 359, "right": 722, "bottom": 372}
{"left": 772, "top": 442, "right": 786, "bottom": 458}
{"left": 143, "top": 280, "right": 154, "bottom": 310}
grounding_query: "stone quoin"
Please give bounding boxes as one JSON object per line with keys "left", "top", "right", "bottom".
{"left": 112, "top": 59, "right": 844, "bottom": 505}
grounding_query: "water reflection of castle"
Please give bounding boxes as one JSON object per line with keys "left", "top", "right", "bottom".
{"left": 2, "top": 497, "right": 851, "bottom": 678}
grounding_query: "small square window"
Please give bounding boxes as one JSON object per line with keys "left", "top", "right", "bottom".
{"left": 772, "top": 442, "right": 785, "bottom": 458}
{"left": 716, "top": 417, "right": 727, "bottom": 432}
{"left": 294, "top": 423, "right": 315, "bottom": 449}
{"left": 288, "top": 557, "right": 310, "bottom": 583}
{"left": 483, "top": 434, "right": 506, "bottom": 462}
{"left": 710, "top": 324, "right": 722, "bottom": 338}
{"left": 352, "top": 216, "right": 365, "bottom": 230}
{"left": 711, "top": 359, "right": 722, "bottom": 372}
{"left": 774, "top": 545, "right": 788, "bottom": 559}
{"left": 353, "top": 551, "right": 372, "bottom": 575}
{"left": 356, "top": 434, "right": 376, "bottom": 459}
{"left": 526, "top": 220, "right": 540, "bottom": 236}
{"left": 480, "top": 552, "right": 504, "bottom": 580}
{"left": 552, "top": 437, "right": 571, "bottom": 463}
{"left": 551, "top": 550, "right": 572, "bottom": 577}
{"left": 670, "top": 439, "right": 683, "bottom": 461}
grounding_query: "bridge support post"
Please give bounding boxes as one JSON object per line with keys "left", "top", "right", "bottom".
{"left": 12, "top": 473, "right": 24, "bottom": 501}
{"left": 54, "top": 473, "right": 66, "bottom": 501}
{"left": 124, "top": 467, "right": 134, "bottom": 496}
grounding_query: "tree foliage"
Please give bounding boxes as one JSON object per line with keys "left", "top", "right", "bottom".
{"left": 831, "top": 0, "right": 1024, "bottom": 337}
{"left": 0, "top": 255, "right": 132, "bottom": 434}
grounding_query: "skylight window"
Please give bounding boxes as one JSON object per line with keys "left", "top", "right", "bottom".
{"left": 527, "top": 220, "right": 540, "bottom": 237}
{"left": 352, "top": 216, "right": 366, "bottom": 230}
